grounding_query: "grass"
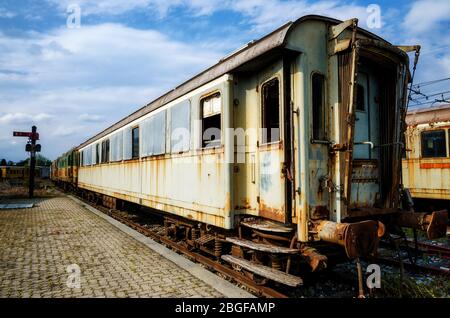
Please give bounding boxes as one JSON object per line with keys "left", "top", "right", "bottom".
{"left": 379, "top": 272, "right": 450, "bottom": 298}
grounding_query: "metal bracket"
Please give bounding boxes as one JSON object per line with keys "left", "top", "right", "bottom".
{"left": 328, "top": 19, "right": 358, "bottom": 56}
{"left": 329, "top": 18, "right": 358, "bottom": 40}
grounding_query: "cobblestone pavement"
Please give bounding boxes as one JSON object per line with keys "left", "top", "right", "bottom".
{"left": 0, "top": 196, "right": 224, "bottom": 298}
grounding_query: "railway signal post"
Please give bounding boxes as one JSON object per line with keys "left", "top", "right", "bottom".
{"left": 13, "top": 126, "right": 41, "bottom": 198}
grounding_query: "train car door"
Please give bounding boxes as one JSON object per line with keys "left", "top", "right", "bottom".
{"left": 350, "top": 67, "right": 381, "bottom": 208}
{"left": 257, "top": 75, "right": 287, "bottom": 223}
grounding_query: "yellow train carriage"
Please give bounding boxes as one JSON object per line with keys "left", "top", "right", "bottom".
{"left": 402, "top": 104, "right": 450, "bottom": 210}
{"left": 51, "top": 148, "right": 78, "bottom": 190}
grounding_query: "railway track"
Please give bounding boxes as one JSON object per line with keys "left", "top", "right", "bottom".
{"left": 377, "top": 256, "right": 450, "bottom": 276}
{"left": 60, "top": 189, "right": 450, "bottom": 298}
{"left": 406, "top": 240, "right": 450, "bottom": 260}
{"left": 73, "top": 194, "right": 288, "bottom": 298}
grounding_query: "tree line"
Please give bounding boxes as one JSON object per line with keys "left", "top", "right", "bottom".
{"left": 0, "top": 155, "right": 52, "bottom": 167}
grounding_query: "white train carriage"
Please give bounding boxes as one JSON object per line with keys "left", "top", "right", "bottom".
{"left": 70, "top": 16, "right": 447, "bottom": 278}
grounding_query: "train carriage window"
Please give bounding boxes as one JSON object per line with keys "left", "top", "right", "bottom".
{"left": 421, "top": 130, "right": 446, "bottom": 158}
{"left": 110, "top": 131, "right": 123, "bottom": 162}
{"left": 132, "top": 127, "right": 140, "bottom": 159}
{"left": 152, "top": 111, "right": 166, "bottom": 155}
{"left": 201, "top": 93, "right": 221, "bottom": 148}
{"left": 170, "top": 100, "right": 190, "bottom": 153}
{"left": 261, "top": 78, "right": 280, "bottom": 144}
{"left": 141, "top": 111, "right": 166, "bottom": 157}
{"left": 101, "top": 139, "right": 110, "bottom": 163}
{"left": 312, "top": 73, "right": 325, "bottom": 140}
{"left": 95, "top": 143, "right": 100, "bottom": 165}
{"left": 356, "top": 84, "right": 365, "bottom": 111}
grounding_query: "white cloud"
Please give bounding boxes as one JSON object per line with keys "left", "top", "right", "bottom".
{"left": 229, "top": 0, "right": 369, "bottom": 32}
{"left": 46, "top": 0, "right": 371, "bottom": 31}
{"left": 403, "top": 0, "right": 450, "bottom": 34}
{"left": 0, "top": 113, "right": 54, "bottom": 125}
{"left": 397, "top": 1, "right": 450, "bottom": 85}
{"left": 78, "top": 113, "right": 104, "bottom": 123}
{"left": 0, "top": 23, "right": 223, "bottom": 161}
{"left": 0, "top": 8, "right": 15, "bottom": 18}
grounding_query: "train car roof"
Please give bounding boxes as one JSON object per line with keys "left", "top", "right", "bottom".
{"left": 77, "top": 15, "right": 389, "bottom": 149}
{"left": 406, "top": 104, "right": 450, "bottom": 126}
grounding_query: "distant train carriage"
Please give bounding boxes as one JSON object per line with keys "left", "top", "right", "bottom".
{"left": 52, "top": 16, "right": 448, "bottom": 285}
{"left": 0, "top": 166, "right": 42, "bottom": 182}
{"left": 52, "top": 148, "right": 78, "bottom": 190}
{"left": 0, "top": 166, "right": 26, "bottom": 181}
{"left": 402, "top": 104, "right": 450, "bottom": 211}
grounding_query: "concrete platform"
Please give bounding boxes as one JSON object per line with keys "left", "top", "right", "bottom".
{"left": 0, "top": 195, "right": 253, "bottom": 298}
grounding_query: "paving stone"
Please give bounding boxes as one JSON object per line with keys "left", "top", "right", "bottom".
{"left": 0, "top": 196, "right": 223, "bottom": 298}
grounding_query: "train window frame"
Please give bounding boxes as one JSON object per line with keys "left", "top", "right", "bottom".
{"left": 356, "top": 83, "right": 366, "bottom": 112}
{"left": 448, "top": 128, "right": 450, "bottom": 157}
{"left": 170, "top": 100, "right": 191, "bottom": 154}
{"left": 311, "top": 72, "right": 326, "bottom": 141}
{"left": 101, "top": 139, "right": 110, "bottom": 163}
{"left": 421, "top": 129, "right": 447, "bottom": 158}
{"left": 200, "top": 91, "right": 222, "bottom": 149}
{"left": 260, "top": 76, "right": 281, "bottom": 145}
{"left": 95, "top": 143, "right": 100, "bottom": 165}
{"left": 131, "top": 126, "right": 140, "bottom": 159}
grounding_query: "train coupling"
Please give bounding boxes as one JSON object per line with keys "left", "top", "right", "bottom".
{"left": 396, "top": 210, "right": 448, "bottom": 239}
{"left": 313, "top": 220, "right": 381, "bottom": 259}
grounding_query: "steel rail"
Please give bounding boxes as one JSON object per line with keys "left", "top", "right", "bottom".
{"left": 406, "top": 239, "right": 450, "bottom": 260}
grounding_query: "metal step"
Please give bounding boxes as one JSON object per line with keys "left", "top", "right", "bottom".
{"left": 222, "top": 254, "right": 303, "bottom": 287}
{"left": 226, "top": 237, "right": 298, "bottom": 254}
{"left": 240, "top": 217, "right": 293, "bottom": 233}
{"left": 195, "top": 234, "right": 215, "bottom": 245}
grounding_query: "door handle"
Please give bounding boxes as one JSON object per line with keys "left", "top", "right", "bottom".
{"left": 251, "top": 154, "right": 255, "bottom": 184}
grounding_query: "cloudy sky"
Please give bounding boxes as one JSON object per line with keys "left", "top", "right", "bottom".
{"left": 1, "top": 0, "right": 449, "bottom": 161}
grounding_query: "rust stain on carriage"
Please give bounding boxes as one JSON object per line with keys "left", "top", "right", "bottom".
{"left": 311, "top": 205, "right": 329, "bottom": 220}
{"left": 420, "top": 162, "right": 450, "bottom": 169}
{"left": 259, "top": 200, "right": 285, "bottom": 223}
{"left": 235, "top": 198, "right": 253, "bottom": 210}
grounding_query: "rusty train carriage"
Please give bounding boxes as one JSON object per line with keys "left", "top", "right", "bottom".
{"left": 52, "top": 15, "right": 448, "bottom": 285}
{"left": 402, "top": 104, "right": 450, "bottom": 202}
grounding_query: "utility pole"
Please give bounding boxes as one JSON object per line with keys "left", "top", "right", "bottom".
{"left": 29, "top": 126, "right": 37, "bottom": 198}
{"left": 13, "top": 126, "right": 41, "bottom": 198}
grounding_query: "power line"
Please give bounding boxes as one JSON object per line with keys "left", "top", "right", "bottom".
{"left": 409, "top": 94, "right": 450, "bottom": 106}
{"left": 412, "top": 77, "right": 450, "bottom": 88}
{"left": 412, "top": 90, "right": 450, "bottom": 101}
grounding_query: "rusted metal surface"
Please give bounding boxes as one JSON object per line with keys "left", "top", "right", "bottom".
{"left": 240, "top": 217, "right": 293, "bottom": 233}
{"left": 396, "top": 210, "right": 448, "bottom": 239}
{"left": 225, "top": 237, "right": 298, "bottom": 254}
{"left": 349, "top": 160, "right": 379, "bottom": 208}
{"left": 299, "top": 246, "right": 328, "bottom": 272}
{"left": 405, "top": 239, "right": 450, "bottom": 260}
{"left": 221, "top": 254, "right": 303, "bottom": 287}
{"left": 402, "top": 105, "right": 450, "bottom": 201}
{"left": 406, "top": 104, "right": 450, "bottom": 126}
{"left": 314, "top": 220, "right": 379, "bottom": 258}
{"left": 377, "top": 256, "right": 450, "bottom": 276}
{"left": 342, "top": 19, "right": 359, "bottom": 208}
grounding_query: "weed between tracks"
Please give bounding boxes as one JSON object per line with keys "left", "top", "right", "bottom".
{"left": 379, "top": 272, "right": 450, "bottom": 298}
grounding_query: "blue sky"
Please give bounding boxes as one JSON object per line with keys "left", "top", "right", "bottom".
{"left": 1, "top": 0, "right": 449, "bottom": 161}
